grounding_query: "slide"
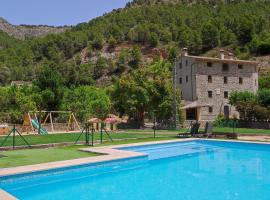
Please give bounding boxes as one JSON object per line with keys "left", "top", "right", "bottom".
{"left": 31, "top": 119, "right": 48, "bottom": 135}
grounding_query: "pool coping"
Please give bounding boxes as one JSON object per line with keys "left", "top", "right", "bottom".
{"left": 1, "top": 137, "right": 270, "bottom": 199}
{"left": 0, "top": 138, "right": 196, "bottom": 177}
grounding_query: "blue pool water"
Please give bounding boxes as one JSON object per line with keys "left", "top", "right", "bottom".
{"left": 1, "top": 140, "right": 270, "bottom": 200}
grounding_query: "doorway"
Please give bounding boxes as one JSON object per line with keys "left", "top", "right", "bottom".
{"left": 224, "top": 105, "right": 230, "bottom": 119}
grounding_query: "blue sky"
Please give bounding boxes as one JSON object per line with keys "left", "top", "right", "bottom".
{"left": 0, "top": 0, "right": 132, "bottom": 26}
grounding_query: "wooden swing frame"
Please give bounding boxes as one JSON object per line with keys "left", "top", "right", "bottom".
{"left": 22, "top": 111, "right": 80, "bottom": 134}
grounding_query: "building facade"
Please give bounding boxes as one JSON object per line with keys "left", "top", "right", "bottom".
{"left": 177, "top": 48, "right": 259, "bottom": 122}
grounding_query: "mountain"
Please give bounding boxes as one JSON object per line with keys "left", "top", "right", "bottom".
{"left": 126, "top": 0, "right": 261, "bottom": 7}
{"left": 0, "top": 0, "right": 270, "bottom": 86}
{"left": 126, "top": 0, "right": 181, "bottom": 6}
{"left": 0, "top": 17, "right": 68, "bottom": 40}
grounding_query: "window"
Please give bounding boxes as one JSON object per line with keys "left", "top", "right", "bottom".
{"left": 209, "top": 106, "right": 213, "bottom": 113}
{"left": 186, "top": 60, "right": 188, "bottom": 66}
{"left": 239, "top": 77, "right": 243, "bottom": 84}
{"left": 224, "top": 91, "right": 229, "bottom": 99}
{"left": 179, "top": 77, "right": 182, "bottom": 84}
{"left": 238, "top": 64, "right": 243, "bottom": 69}
{"left": 208, "top": 76, "right": 212, "bottom": 83}
{"left": 255, "top": 79, "right": 257, "bottom": 86}
{"left": 207, "top": 62, "right": 212, "bottom": 67}
{"left": 222, "top": 63, "right": 229, "bottom": 72}
{"left": 224, "top": 76, "right": 228, "bottom": 84}
{"left": 179, "top": 63, "right": 182, "bottom": 69}
{"left": 186, "top": 76, "right": 188, "bottom": 83}
{"left": 208, "top": 91, "right": 213, "bottom": 98}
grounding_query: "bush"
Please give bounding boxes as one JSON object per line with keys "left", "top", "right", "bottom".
{"left": 213, "top": 115, "right": 238, "bottom": 128}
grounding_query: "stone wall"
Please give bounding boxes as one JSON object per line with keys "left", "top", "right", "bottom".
{"left": 176, "top": 57, "right": 196, "bottom": 101}
{"left": 195, "top": 61, "right": 258, "bottom": 121}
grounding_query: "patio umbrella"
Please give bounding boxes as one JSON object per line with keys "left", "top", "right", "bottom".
{"left": 104, "top": 118, "right": 118, "bottom": 123}
{"left": 88, "top": 118, "right": 102, "bottom": 123}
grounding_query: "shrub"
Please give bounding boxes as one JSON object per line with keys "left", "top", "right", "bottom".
{"left": 213, "top": 114, "right": 238, "bottom": 128}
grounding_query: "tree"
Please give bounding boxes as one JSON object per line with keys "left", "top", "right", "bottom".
{"left": 129, "top": 45, "right": 142, "bottom": 68}
{"left": 111, "top": 60, "right": 181, "bottom": 127}
{"left": 237, "top": 18, "right": 255, "bottom": 45}
{"left": 34, "top": 64, "right": 63, "bottom": 110}
{"left": 178, "top": 26, "right": 190, "bottom": 47}
{"left": 116, "top": 49, "right": 128, "bottom": 72}
{"left": 220, "top": 28, "right": 237, "bottom": 46}
{"left": 0, "top": 66, "right": 11, "bottom": 85}
{"left": 149, "top": 32, "right": 159, "bottom": 47}
{"left": 259, "top": 75, "right": 270, "bottom": 89}
{"left": 258, "top": 89, "right": 270, "bottom": 107}
{"left": 201, "top": 22, "right": 220, "bottom": 51}
{"left": 229, "top": 91, "right": 258, "bottom": 120}
{"left": 168, "top": 47, "right": 178, "bottom": 64}
{"left": 94, "top": 56, "right": 108, "bottom": 79}
{"left": 229, "top": 91, "right": 257, "bottom": 105}
{"left": 91, "top": 33, "right": 104, "bottom": 50}
{"left": 61, "top": 86, "right": 111, "bottom": 121}
{"left": 108, "top": 36, "right": 117, "bottom": 49}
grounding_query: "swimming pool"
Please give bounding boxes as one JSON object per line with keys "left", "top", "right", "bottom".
{"left": 1, "top": 140, "right": 270, "bottom": 200}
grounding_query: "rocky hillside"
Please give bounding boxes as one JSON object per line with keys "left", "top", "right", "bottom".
{"left": 0, "top": 17, "right": 68, "bottom": 39}
{"left": 1, "top": 0, "right": 270, "bottom": 86}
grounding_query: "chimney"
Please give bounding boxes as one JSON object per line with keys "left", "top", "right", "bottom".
{"left": 228, "top": 53, "right": 234, "bottom": 60}
{"left": 219, "top": 50, "right": 225, "bottom": 60}
{"left": 182, "top": 48, "right": 188, "bottom": 56}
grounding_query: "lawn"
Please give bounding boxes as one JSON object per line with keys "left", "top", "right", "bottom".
{"left": 0, "top": 132, "right": 175, "bottom": 147}
{"left": 213, "top": 127, "right": 270, "bottom": 134}
{"left": 0, "top": 127, "right": 270, "bottom": 148}
{"left": 125, "top": 127, "right": 270, "bottom": 134}
{"left": 0, "top": 145, "right": 99, "bottom": 168}
{"left": 0, "top": 137, "right": 177, "bottom": 168}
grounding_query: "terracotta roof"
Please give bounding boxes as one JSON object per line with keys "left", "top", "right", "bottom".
{"left": 185, "top": 55, "right": 259, "bottom": 65}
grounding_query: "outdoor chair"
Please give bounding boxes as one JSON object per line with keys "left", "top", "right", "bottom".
{"left": 178, "top": 122, "right": 200, "bottom": 138}
{"left": 204, "top": 122, "right": 213, "bottom": 138}
{"left": 195, "top": 122, "right": 213, "bottom": 138}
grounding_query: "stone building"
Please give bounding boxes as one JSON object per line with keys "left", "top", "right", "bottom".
{"left": 176, "top": 48, "right": 259, "bottom": 122}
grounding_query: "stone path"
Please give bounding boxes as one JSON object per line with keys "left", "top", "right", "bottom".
{"left": 238, "top": 135, "right": 270, "bottom": 142}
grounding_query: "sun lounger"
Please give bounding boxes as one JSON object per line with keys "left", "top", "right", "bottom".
{"left": 178, "top": 122, "right": 200, "bottom": 137}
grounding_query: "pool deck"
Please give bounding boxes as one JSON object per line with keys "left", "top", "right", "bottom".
{"left": 1, "top": 138, "right": 270, "bottom": 199}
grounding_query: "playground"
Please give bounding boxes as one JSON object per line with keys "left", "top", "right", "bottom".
{"left": 0, "top": 111, "right": 122, "bottom": 148}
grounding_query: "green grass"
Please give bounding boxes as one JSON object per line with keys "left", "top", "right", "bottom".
{"left": 136, "top": 127, "right": 268, "bottom": 134}
{"left": 213, "top": 127, "right": 270, "bottom": 134}
{"left": 0, "top": 137, "right": 178, "bottom": 168}
{"left": 125, "top": 128, "right": 270, "bottom": 134}
{"left": 1, "top": 127, "right": 270, "bottom": 148}
{"left": 0, "top": 146, "right": 99, "bottom": 168}
{"left": 96, "top": 136, "right": 178, "bottom": 146}
{"left": 0, "top": 132, "right": 174, "bottom": 147}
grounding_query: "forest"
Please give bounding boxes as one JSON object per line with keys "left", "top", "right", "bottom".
{"left": 1, "top": 0, "right": 270, "bottom": 124}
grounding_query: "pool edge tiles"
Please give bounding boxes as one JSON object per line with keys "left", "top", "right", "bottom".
{"left": 0, "top": 148, "right": 146, "bottom": 178}
{"left": 0, "top": 189, "right": 17, "bottom": 200}
{"left": 0, "top": 139, "right": 195, "bottom": 178}
{"left": 2, "top": 137, "right": 268, "bottom": 179}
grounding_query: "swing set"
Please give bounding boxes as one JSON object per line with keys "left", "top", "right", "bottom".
{"left": 21, "top": 111, "right": 80, "bottom": 134}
